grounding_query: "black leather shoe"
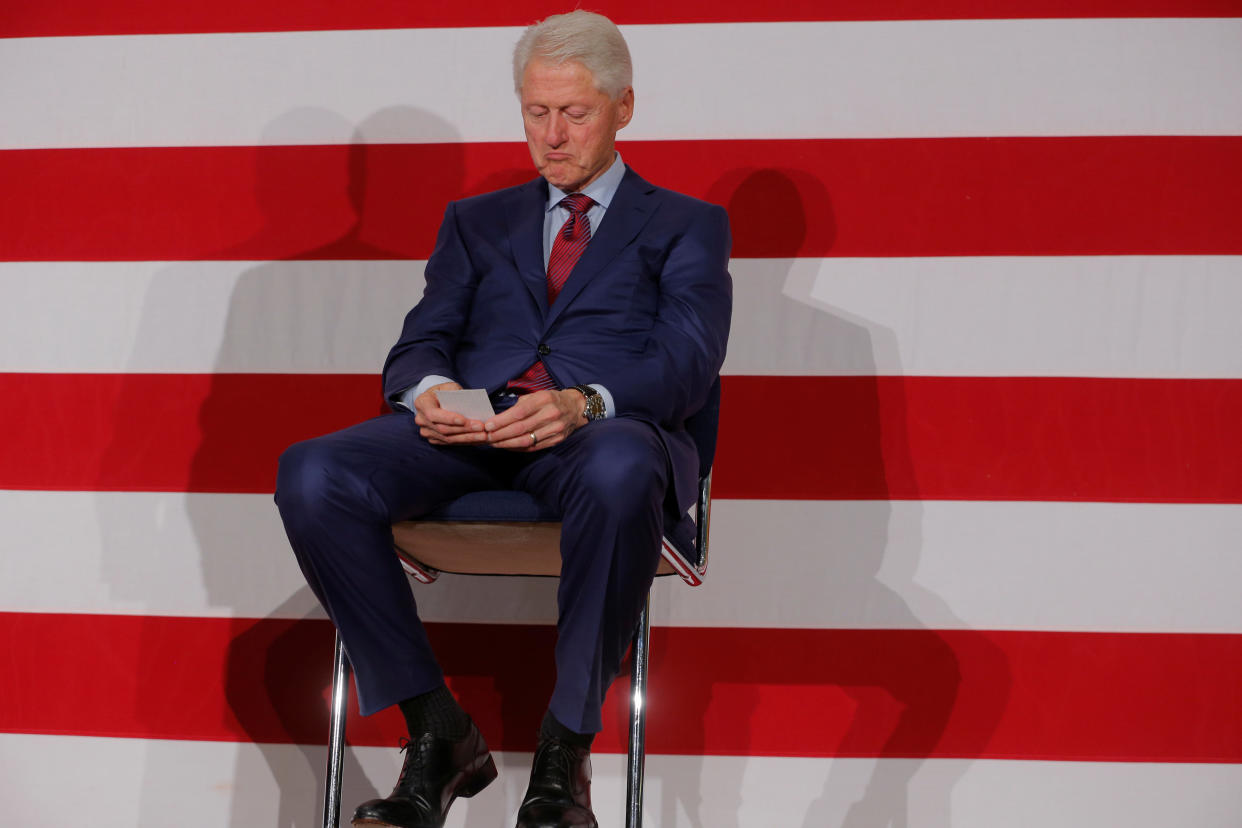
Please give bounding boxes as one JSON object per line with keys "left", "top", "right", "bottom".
{"left": 515, "top": 738, "right": 598, "bottom": 828}
{"left": 352, "top": 719, "right": 497, "bottom": 828}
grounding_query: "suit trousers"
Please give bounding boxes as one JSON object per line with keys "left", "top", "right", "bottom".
{"left": 274, "top": 410, "right": 668, "bottom": 733}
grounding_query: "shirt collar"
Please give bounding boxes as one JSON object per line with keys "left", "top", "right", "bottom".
{"left": 545, "top": 152, "right": 627, "bottom": 212}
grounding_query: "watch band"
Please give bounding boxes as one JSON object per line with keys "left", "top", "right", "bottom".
{"left": 571, "top": 384, "right": 606, "bottom": 422}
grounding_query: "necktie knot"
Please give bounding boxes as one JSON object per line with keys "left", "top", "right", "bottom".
{"left": 560, "top": 193, "right": 594, "bottom": 215}
{"left": 561, "top": 194, "right": 593, "bottom": 240}
{"left": 557, "top": 193, "right": 594, "bottom": 242}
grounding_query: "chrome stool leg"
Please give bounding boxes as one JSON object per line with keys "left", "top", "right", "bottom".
{"left": 323, "top": 633, "right": 351, "bottom": 828}
{"left": 625, "top": 596, "right": 651, "bottom": 828}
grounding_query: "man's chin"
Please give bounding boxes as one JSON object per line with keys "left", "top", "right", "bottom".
{"left": 539, "top": 163, "right": 585, "bottom": 192}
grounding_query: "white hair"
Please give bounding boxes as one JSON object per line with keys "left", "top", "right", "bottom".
{"left": 512, "top": 10, "right": 633, "bottom": 99}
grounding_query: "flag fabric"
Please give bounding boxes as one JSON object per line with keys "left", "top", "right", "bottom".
{"left": 3, "top": 4, "right": 1242, "bottom": 826}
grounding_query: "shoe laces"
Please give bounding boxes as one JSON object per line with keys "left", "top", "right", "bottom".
{"left": 392, "top": 736, "right": 428, "bottom": 793}
{"left": 535, "top": 739, "right": 578, "bottom": 786}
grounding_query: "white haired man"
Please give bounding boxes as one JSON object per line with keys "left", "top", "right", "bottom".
{"left": 276, "top": 10, "right": 732, "bottom": 828}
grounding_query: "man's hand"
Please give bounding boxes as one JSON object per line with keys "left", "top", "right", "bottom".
{"left": 413, "top": 382, "right": 489, "bottom": 445}
{"left": 485, "top": 389, "right": 588, "bottom": 451}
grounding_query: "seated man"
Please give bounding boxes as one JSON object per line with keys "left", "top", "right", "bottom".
{"left": 275, "top": 10, "right": 731, "bottom": 828}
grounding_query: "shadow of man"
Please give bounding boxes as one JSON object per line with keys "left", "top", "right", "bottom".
{"left": 207, "top": 107, "right": 471, "bottom": 827}
{"left": 96, "top": 105, "right": 478, "bottom": 826}
{"left": 639, "top": 168, "right": 1010, "bottom": 828}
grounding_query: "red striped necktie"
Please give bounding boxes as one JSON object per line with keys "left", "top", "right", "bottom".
{"left": 507, "top": 193, "right": 595, "bottom": 392}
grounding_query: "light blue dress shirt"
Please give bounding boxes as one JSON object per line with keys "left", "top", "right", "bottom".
{"left": 401, "top": 153, "right": 627, "bottom": 417}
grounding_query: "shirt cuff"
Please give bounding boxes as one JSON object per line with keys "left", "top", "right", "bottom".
{"left": 588, "top": 383, "right": 615, "bottom": 419}
{"left": 397, "top": 375, "right": 456, "bottom": 411}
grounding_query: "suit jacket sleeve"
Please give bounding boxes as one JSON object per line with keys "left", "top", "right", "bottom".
{"left": 381, "top": 202, "right": 475, "bottom": 405}
{"left": 597, "top": 202, "right": 732, "bottom": 428}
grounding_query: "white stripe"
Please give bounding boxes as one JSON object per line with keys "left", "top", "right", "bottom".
{"left": 0, "top": 260, "right": 422, "bottom": 375}
{"left": 6, "top": 733, "right": 1242, "bottom": 827}
{"left": 3, "top": 19, "right": 1240, "bottom": 149}
{"left": 5, "top": 256, "right": 1242, "bottom": 378}
{"left": 727, "top": 255, "right": 1242, "bottom": 379}
{"left": 8, "top": 491, "right": 1242, "bottom": 634}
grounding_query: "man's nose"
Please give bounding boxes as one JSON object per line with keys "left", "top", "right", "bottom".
{"left": 545, "top": 113, "right": 568, "bottom": 146}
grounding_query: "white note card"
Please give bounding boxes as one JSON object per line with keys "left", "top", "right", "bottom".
{"left": 434, "top": 388, "right": 496, "bottom": 421}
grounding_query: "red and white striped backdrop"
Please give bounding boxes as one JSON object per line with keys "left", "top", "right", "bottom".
{"left": 4, "top": 4, "right": 1242, "bottom": 826}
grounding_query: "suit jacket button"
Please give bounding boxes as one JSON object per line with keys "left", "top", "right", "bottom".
{"left": 537, "top": 343, "right": 552, "bottom": 356}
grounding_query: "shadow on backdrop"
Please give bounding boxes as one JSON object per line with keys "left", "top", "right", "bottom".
{"left": 204, "top": 107, "right": 466, "bottom": 828}
{"left": 637, "top": 168, "right": 1011, "bottom": 828}
{"left": 94, "top": 105, "right": 516, "bottom": 826}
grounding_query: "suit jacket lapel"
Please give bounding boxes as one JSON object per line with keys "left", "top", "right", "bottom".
{"left": 545, "top": 167, "right": 658, "bottom": 330}
{"left": 505, "top": 176, "right": 552, "bottom": 315}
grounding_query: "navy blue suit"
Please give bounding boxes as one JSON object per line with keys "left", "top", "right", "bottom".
{"left": 276, "top": 166, "right": 731, "bottom": 732}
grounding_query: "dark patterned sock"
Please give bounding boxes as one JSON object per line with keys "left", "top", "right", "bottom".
{"left": 539, "top": 709, "right": 595, "bottom": 750}
{"left": 398, "top": 684, "right": 470, "bottom": 740}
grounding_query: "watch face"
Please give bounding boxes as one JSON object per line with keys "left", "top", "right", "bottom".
{"left": 588, "top": 396, "right": 605, "bottom": 420}
{"left": 577, "top": 386, "right": 604, "bottom": 420}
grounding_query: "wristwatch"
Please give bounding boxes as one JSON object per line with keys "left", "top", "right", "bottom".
{"left": 571, "top": 384, "right": 607, "bottom": 422}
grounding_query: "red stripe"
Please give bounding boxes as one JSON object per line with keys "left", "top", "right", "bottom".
{"left": 5, "top": 1, "right": 1239, "bottom": 38}
{"left": 4, "top": 611, "right": 1240, "bottom": 761}
{"left": 3, "top": 137, "right": 1240, "bottom": 261}
{"left": 3, "top": 373, "right": 1241, "bottom": 503}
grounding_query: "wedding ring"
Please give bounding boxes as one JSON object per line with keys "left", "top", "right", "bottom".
{"left": 530, "top": 432, "right": 539, "bottom": 445}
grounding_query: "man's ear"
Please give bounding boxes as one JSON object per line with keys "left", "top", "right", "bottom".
{"left": 616, "top": 87, "right": 635, "bottom": 130}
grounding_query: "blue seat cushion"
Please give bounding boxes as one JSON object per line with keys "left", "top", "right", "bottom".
{"left": 423, "top": 490, "right": 561, "bottom": 523}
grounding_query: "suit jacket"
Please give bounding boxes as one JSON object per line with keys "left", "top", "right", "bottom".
{"left": 382, "top": 166, "right": 733, "bottom": 516}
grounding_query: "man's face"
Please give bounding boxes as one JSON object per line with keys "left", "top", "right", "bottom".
{"left": 520, "top": 57, "right": 633, "bottom": 193}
